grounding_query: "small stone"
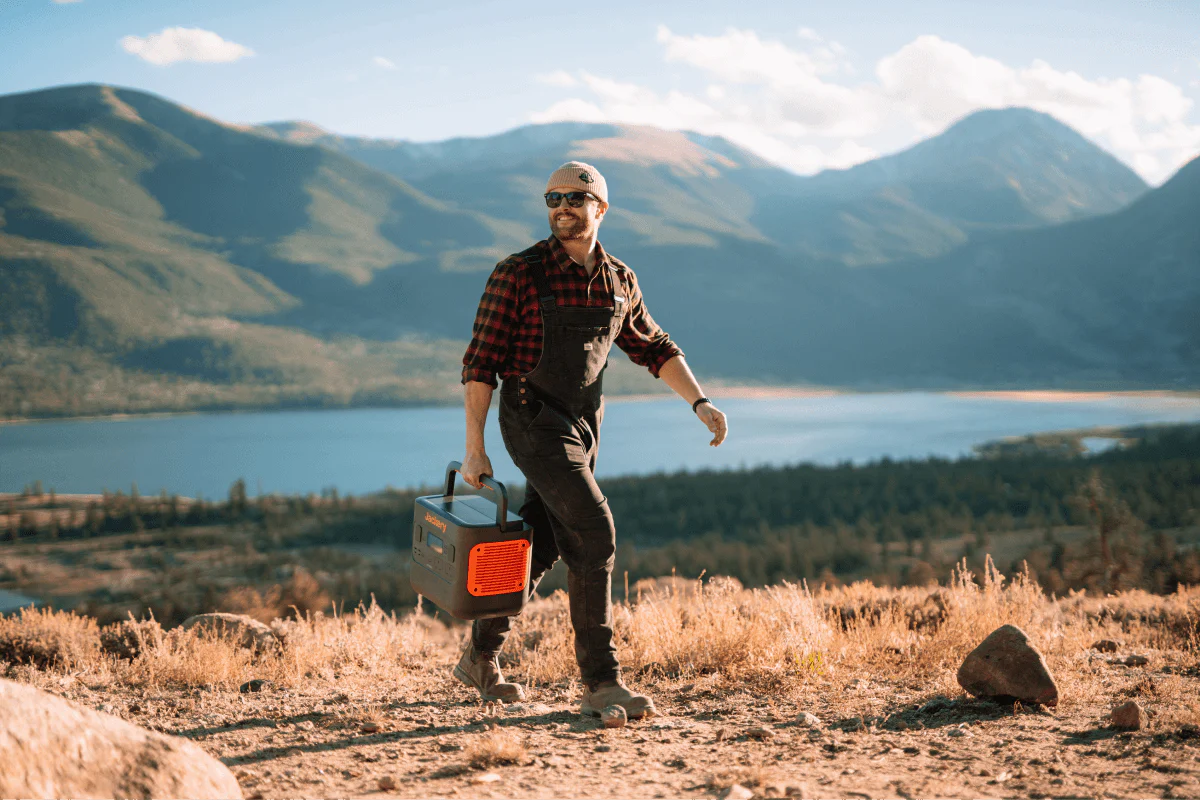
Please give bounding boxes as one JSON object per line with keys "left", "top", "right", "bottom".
{"left": 471, "top": 772, "right": 501, "bottom": 785}
{"left": 594, "top": 744, "right": 612, "bottom": 752}
{"left": 719, "top": 785, "right": 754, "bottom": 800}
{"left": 239, "top": 679, "right": 269, "bottom": 693}
{"left": 1091, "top": 639, "right": 1121, "bottom": 653}
{"left": 1111, "top": 700, "right": 1145, "bottom": 730}
{"left": 601, "top": 705, "right": 627, "bottom": 729}
{"left": 1125, "top": 654, "right": 1149, "bottom": 667}
{"left": 796, "top": 712, "right": 822, "bottom": 728}
{"left": 360, "top": 722, "right": 380, "bottom": 734}
{"left": 957, "top": 624, "right": 1058, "bottom": 706}
{"left": 377, "top": 775, "right": 396, "bottom": 791}
{"left": 746, "top": 725, "right": 776, "bottom": 740}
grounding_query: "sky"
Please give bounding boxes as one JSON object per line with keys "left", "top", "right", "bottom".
{"left": 2, "top": 0, "right": 1199, "bottom": 184}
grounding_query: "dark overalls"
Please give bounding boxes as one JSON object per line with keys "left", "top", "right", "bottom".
{"left": 472, "top": 243, "right": 627, "bottom": 687}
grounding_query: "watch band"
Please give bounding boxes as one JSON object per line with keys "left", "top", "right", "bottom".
{"left": 692, "top": 397, "right": 711, "bottom": 413}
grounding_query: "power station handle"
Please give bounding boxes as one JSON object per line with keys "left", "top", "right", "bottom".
{"left": 443, "top": 460, "right": 513, "bottom": 533}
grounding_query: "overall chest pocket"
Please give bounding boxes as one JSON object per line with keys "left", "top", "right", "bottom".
{"left": 562, "top": 324, "right": 610, "bottom": 337}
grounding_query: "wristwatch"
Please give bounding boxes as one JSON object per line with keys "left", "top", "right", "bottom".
{"left": 692, "top": 397, "right": 711, "bottom": 413}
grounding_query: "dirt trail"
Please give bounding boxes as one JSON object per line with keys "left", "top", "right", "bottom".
{"left": 34, "top": 653, "right": 1200, "bottom": 799}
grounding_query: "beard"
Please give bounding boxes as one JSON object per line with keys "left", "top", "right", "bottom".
{"left": 551, "top": 211, "right": 592, "bottom": 240}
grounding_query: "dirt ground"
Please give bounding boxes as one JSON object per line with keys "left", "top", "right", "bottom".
{"left": 29, "top": 640, "right": 1200, "bottom": 800}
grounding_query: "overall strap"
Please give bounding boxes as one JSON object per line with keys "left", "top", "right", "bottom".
{"left": 522, "top": 249, "right": 557, "bottom": 315}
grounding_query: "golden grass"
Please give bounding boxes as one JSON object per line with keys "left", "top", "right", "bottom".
{"left": 2, "top": 561, "right": 1198, "bottom": 715}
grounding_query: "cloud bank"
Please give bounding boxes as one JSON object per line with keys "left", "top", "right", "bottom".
{"left": 531, "top": 27, "right": 1200, "bottom": 183}
{"left": 120, "top": 27, "right": 254, "bottom": 66}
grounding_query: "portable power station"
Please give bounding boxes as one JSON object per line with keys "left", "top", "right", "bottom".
{"left": 410, "top": 461, "right": 533, "bottom": 620}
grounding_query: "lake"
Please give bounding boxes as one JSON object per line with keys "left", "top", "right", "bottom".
{"left": 2, "top": 392, "right": 1199, "bottom": 499}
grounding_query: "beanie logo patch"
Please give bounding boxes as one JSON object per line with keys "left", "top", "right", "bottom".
{"left": 578, "top": 171, "right": 594, "bottom": 183}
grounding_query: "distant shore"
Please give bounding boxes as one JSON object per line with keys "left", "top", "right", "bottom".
{"left": 3, "top": 387, "right": 1199, "bottom": 425}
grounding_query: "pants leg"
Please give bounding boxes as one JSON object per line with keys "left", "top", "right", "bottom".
{"left": 500, "top": 405, "right": 619, "bottom": 686}
{"left": 470, "top": 480, "right": 560, "bottom": 655}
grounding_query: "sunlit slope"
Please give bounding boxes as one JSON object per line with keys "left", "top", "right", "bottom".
{"left": 0, "top": 83, "right": 527, "bottom": 416}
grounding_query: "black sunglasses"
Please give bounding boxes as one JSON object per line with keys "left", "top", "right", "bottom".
{"left": 544, "top": 191, "right": 597, "bottom": 209}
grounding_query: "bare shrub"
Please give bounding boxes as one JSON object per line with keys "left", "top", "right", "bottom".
{"left": 99, "top": 615, "right": 164, "bottom": 660}
{"left": 0, "top": 606, "right": 101, "bottom": 670}
{"left": 465, "top": 728, "right": 529, "bottom": 768}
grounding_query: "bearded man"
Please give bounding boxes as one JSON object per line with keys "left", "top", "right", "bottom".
{"left": 457, "top": 160, "right": 728, "bottom": 718}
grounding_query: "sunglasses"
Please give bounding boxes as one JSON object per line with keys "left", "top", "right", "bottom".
{"left": 544, "top": 191, "right": 597, "bottom": 209}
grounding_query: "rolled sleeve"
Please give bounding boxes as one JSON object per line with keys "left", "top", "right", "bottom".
{"left": 461, "top": 261, "right": 519, "bottom": 387}
{"left": 614, "top": 270, "right": 684, "bottom": 379}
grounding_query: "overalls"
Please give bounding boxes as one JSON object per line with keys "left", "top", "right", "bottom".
{"left": 473, "top": 244, "right": 627, "bottom": 686}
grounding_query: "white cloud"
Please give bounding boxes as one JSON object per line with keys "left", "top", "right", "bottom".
{"left": 120, "top": 27, "right": 253, "bottom": 66}
{"left": 373, "top": 56, "right": 396, "bottom": 70}
{"left": 535, "top": 70, "right": 578, "bottom": 88}
{"left": 530, "top": 27, "right": 1200, "bottom": 183}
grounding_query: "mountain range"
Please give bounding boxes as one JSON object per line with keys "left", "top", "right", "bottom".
{"left": 0, "top": 82, "right": 1194, "bottom": 418}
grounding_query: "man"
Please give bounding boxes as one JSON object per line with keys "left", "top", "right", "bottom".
{"left": 457, "top": 160, "right": 728, "bottom": 719}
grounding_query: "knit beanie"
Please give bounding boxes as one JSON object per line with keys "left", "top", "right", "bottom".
{"left": 545, "top": 161, "right": 608, "bottom": 204}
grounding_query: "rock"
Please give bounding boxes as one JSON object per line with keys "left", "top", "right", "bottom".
{"left": 180, "top": 613, "right": 278, "bottom": 651}
{"left": 956, "top": 625, "right": 1059, "bottom": 706}
{"left": 719, "top": 784, "right": 755, "bottom": 800}
{"left": 1111, "top": 701, "right": 1145, "bottom": 730}
{"left": 1125, "top": 654, "right": 1149, "bottom": 667}
{"left": 377, "top": 775, "right": 396, "bottom": 790}
{"left": 601, "top": 705, "right": 627, "bottom": 729}
{"left": 1091, "top": 639, "right": 1122, "bottom": 653}
{"left": 471, "top": 772, "right": 501, "bottom": 785}
{"left": 239, "top": 679, "right": 270, "bottom": 693}
{"left": 746, "top": 725, "right": 776, "bottom": 740}
{"left": 0, "top": 678, "right": 242, "bottom": 799}
{"left": 360, "top": 721, "right": 380, "bottom": 734}
{"left": 796, "top": 712, "right": 822, "bottom": 728}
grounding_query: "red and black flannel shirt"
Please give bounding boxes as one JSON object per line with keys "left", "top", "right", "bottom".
{"left": 461, "top": 235, "right": 683, "bottom": 387}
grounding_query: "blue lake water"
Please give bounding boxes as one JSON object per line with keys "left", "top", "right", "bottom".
{"left": 2, "top": 392, "right": 1199, "bottom": 499}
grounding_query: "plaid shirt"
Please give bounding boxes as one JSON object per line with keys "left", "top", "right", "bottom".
{"left": 462, "top": 235, "right": 683, "bottom": 387}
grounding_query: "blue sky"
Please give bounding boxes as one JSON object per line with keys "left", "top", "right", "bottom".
{"left": 2, "top": 0, "right": 1198, "bottom": 183}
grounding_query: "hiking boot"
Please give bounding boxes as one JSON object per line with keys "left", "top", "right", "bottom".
{"left": 453, "top": 645, "right": 525, "bottom": 703}
{"left": 579, "top": 678, "right": 656, "bottom": 719}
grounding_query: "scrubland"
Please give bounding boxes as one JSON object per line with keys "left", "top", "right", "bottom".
{"left": 2, "top": 559, "right": 1199, "bottom": 799}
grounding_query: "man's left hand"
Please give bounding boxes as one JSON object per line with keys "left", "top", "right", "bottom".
{"left": 696, "top": 403, "right": 727, "bottom": 446}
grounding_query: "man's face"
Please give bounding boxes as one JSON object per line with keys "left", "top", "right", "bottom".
{"left": 546, "top": 188, "right": 607, "bottom": 241}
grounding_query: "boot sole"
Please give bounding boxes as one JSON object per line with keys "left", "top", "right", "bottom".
{"left": 580, "top": 701, "right": 655, "bottom": 719}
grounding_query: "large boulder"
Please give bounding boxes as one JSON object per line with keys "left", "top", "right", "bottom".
{"left": 0, "top": 678, "right": 242, "bottom": 799}
{"left": 180, "top": 612, "right": 278, "bottom": 651}
{"left": 956, "top": 624, "right": 1059, "bottom": 706}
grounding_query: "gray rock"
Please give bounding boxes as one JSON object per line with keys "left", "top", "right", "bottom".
{"left": 957, "top": 624, "right": 1059, "bottom": 706}
{"left": 719, "top": 785, "right": 754, "bottom": 800}
{"left": 0, "top": 678, "right": 242, "bottom": 799}
{"left": 797, "top": 711, "right": 822, "bottom": 728}
{"left": 180, "top": 613, "right": 278, "bottom": 651}
{"left": 1111, "top": 700, "right": 1145, "bottom": 730}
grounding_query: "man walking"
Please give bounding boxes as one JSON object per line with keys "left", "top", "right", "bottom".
{"left": 457, "top": 161, "right": 728, "bottom": 718}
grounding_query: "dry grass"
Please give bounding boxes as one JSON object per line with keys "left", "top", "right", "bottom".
{"left": 464, "top": 728, "right": 530, "bottom": 768}
{"left": 2, "top": 560, "right": 1199, "bottom": 717}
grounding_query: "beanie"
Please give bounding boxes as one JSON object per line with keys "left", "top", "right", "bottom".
{"left": 545, "top": 161, "right": 608, "bottom": 204}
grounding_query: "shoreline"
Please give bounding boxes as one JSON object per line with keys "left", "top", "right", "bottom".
{"left": 3, "top": 388, "right": 1199, "bottom": 426}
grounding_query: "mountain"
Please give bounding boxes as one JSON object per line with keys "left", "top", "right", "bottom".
{"left": 256, "top": 108, "right": 1147, "bottom": 267}
{"left": 0, "top": 83, "right": 1189, "bottom": 418}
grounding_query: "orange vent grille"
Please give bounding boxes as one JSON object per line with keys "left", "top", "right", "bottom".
{"left": 467, "top": 539, "right": 531, "bottom": 597}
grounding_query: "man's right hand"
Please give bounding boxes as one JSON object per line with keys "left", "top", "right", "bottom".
{"left": 461, "top": 451, "right": 494, "bottom": 489}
